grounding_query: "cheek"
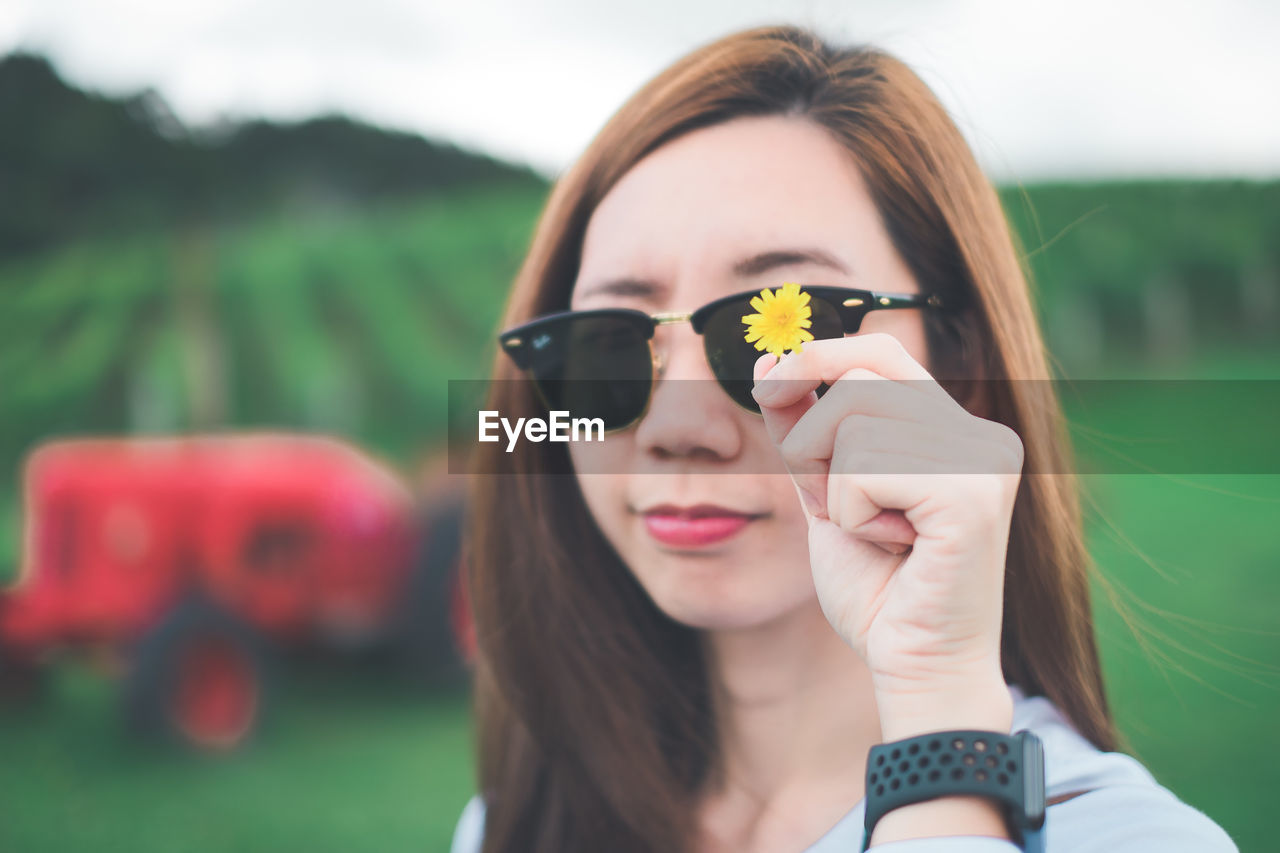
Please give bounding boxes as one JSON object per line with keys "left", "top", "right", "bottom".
{"left": 573, "top": 469, "right": 622, "bottom": 537}
{"left": 568, "top": 434, "right": 631, "bottom": 477}
{"left": 571, "top": 443, "right": 634, "bottom": 558}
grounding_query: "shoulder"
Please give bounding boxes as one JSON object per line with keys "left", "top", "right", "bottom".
{"left": 1009, "top": 684, "right": 1239, "bottom": 852}
{"left": 450, "top": 793, "right": 487, "bottom": 853}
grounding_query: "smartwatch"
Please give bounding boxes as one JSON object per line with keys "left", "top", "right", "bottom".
{"left": 859, "top": 729, "right": 1046, "bottom": 853}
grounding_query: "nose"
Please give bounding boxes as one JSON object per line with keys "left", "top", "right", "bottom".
{"left": 631, "top": 328, "right": 743, "bottom": 461}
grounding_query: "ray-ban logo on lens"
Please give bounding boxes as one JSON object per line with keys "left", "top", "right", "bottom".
{"left": 479, "top": 411, "right": 604, "bottom": 452}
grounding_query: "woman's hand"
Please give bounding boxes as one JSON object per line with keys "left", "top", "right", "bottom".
{"left": 752, "top": 334, "right": 1024, "bottom": 739}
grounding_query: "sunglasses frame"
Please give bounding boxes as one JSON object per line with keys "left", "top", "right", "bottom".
{"left": 498, "top": 285, "right": 945, "bottom": 434}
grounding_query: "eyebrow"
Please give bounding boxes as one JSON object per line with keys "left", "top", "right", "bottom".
{"left": 577, "top": 247, "right": 852, "bottom": 302}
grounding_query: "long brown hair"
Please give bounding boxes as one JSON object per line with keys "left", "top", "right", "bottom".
{"left": 464, "top": 23, "right": 1117, "bottom": 852}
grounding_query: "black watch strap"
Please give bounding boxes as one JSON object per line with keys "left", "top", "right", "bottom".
{"left": 860, "top": 729, "right": 1046, "bottom": 853}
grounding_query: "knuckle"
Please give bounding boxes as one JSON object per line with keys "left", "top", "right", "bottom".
{"left": 958, "top": 476, "right": 1006, "bottom": 518}
{"left": 837, "top": 367, "right": 879, "bottom": 384}
{"left": 835, "top": 413, "right": 872, "bottom": 443}
{"left": 847, "top": 450, "right": 878, "bottom": 475}
{"left": 981, "top": 472, "right": 1020, "bottom": 508}
{"left": 1005, "top": 440, "right": 1026, "bottom": 474}
{"left": 836, "top": 448, "right": 899, "bottom": 476}
{"left": 863, "top": 331, "right": 901, "bottom": 353}
{"left": 779, "top": 430, "right": 809, "bottom": 467}
{"left": 986, "top": 421, "right": 1025, "bottom": 471}
{"left": 833, "top": 448, "right": 872, "bottom": 475}
{"left": 871, "top": 332, "right": 914, "bottom": 363}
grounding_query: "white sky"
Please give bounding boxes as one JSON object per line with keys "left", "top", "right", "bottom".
{"left": 2, "top": 0, "right": 1277, "bottom": 181}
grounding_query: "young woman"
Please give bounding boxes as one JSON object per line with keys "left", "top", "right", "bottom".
{"left": 449, "top": 24, "right": 1238, "bottom": 853}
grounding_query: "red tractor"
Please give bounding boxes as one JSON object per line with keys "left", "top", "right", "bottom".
{"left": 0, "top": 434, "right": 474, "bottom": 749}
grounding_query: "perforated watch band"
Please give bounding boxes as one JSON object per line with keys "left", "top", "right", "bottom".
{"left": 859, "top": 729, "right": 1046, "bottom": 853}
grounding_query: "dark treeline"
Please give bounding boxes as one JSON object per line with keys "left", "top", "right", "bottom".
{"left": 0, "top": 53, "right": 546, "bottom": 260}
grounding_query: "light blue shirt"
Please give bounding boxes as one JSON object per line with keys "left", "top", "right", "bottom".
{"left": 449, "top": 683, "right": 1238, "bottom": 851}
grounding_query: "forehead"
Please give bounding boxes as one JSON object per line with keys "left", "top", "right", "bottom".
{"left": 572, "top": 115, "right": 891, "bottom": 309}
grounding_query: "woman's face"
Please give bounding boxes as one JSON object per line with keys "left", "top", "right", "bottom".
{"left": 569, "top": 115, "right": 929, "bottom": 631}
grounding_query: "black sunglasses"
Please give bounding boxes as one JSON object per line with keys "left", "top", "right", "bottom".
{"left": 498, "top": 285, "right": 943, "bottom": 433}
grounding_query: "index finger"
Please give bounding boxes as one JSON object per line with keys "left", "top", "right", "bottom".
{"left": 751, "top": 333, "right": 952, "bottom": 410}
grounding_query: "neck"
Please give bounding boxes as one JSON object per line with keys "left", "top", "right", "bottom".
{"left": 699, "top": 598, "right": 883, "bottom": 808}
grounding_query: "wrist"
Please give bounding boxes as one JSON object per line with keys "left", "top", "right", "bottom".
{"left": 875, "top": 673, "right": 1013, "bottom": 743}
{"left": 868, "top": 795, "right": 1012, "bottom": 848}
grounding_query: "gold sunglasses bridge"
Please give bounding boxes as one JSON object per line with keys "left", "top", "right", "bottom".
{"left": 648, "top": 312, "right": 694, "bottom": 377}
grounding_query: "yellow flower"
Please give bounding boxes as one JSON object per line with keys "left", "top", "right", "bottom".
{"left": 741, "top": 281, "right": 815, "bottom": 358}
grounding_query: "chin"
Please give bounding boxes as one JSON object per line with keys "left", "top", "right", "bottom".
{"left": 640, "top": 561, "right": 813, "bottom": 631}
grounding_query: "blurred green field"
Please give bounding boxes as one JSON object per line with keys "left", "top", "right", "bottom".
{"left": 1066, "top": 350, "right": 1280, "bottom": 853}
{"left": 1097, "top": 485, "right": 1279, "bottom": 847}
{"left": 1086, "top": 476, "right": 1279, "bottom": 851}
{"left": 0, "top": 662, "right": 476, "bottom": 853}
{"left": 1, "top": 470, "right": 1275, "bottom": 852}
{"left": 0, "top": 179, "right": 1276, "bottom": 851}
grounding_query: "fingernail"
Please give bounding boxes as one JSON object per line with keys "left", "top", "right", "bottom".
{"left": 752, "top": 381, "right": 778, "bottom": 405}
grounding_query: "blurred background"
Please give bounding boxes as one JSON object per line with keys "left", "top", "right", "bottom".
{"left": 0, "top": 1, "right": 1276, "bottom": 851}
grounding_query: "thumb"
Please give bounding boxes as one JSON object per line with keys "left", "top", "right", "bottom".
{"left": 754, "top": 353, "right": 828, "bottom": 520}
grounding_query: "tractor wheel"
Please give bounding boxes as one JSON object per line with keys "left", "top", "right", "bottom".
{"left": 123, "top": 597, "right": 272, "bottom": 751}
{"left": 0, "top": 647, "right": 46, "bottom": 703}
{"left": 391, "top": 495, "right": 470, "bottom": 685}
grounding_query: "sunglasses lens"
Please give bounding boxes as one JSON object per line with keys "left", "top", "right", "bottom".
{"left": 526, "top": 313, "right": 653, "bottom": 429}
{"left": 702, "top": 294, "right": 844, "bottom": 411}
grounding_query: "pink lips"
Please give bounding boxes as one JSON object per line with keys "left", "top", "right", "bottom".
{"left": 641, "top": 503, "right": 760, "bottom": 548}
